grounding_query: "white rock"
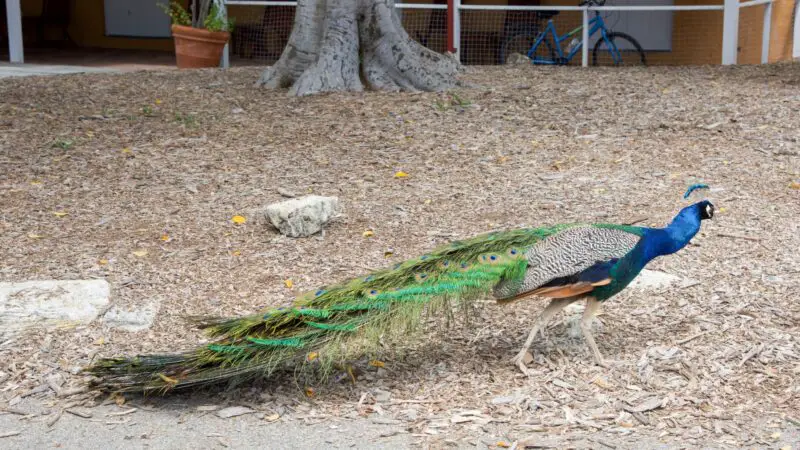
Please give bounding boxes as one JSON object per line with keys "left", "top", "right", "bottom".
{"left": 102, "top": 301, "right": 159, "bottom": 332}
{"left": 504, "top": 53, "right": 530, "bottom": 65}
{"left": 216, "top": 406, "right": 255, "bottom": 419}
{"left": 629, "top": 269, "right": 695, "bottom": 291}
{"left": 0, "top": 280, "right": 110, "bottom": 337}
{"left": 264, "top": 195, "right": 340, "bottom": 238}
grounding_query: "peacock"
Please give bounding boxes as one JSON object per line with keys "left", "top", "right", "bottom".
{"left": 87, "top": 189, "right": 714, "bottom": 393}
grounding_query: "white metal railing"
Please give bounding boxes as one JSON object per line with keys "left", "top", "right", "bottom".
{"left": 220, "top": 0, "right": 774, "bottom": 68}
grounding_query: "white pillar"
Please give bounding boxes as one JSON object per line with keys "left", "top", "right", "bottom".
{"left": 6, "top": 0, "right": 24, "bottom": 63}
{"left": 721, "top": 0, "right": 739, "bottom": 65}
{"left": 581, "top": 7, "right": 589, "bottom": 67}
{"left": 794, "top": 2, "right": 800, "bottom": 59}
{"left": 452, "top": 0, "right": 461, "bottom": 61}
{"left": 221, "top": 43, "right": 230, "bottom": 68}
{"left": 219, "top": 0, "right": 230, "bottom": 68}
{"left": 761, "top": 2, "right": 771, "bottom": 64}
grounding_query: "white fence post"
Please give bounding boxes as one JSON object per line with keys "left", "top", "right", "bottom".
{"left": 795, "top": 1, "right": 800, "bottom": 59}
{"left": 721, "top": 0, "right": 739, "bottom": 65}
{"left": 219, "top": 0, "right": 230, "bottom": 68}
{"left": 453, "top": 0, "right": 461, "bottom": 61}
{"left": 761, "top": 1, "right": 771, "bottom": 64}
{"left": 581, "top": 7, "right": 589, "bottom": 67}
{"left": 6, "top": 0, "right": 24, "bottom": 63}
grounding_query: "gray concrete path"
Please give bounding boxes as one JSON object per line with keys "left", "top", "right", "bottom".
{"left": 0, "top": 399, "right": 413, "bottom": 450}
{"left": 0, "top": 64, "right": 119, "bottom": 78}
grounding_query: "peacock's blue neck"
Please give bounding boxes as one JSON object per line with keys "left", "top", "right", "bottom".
{"left": 639, "top": 205, "right": 703, "bottom": 264}
{"left": 593, "top": 202, "right": 707, "bottom": 302}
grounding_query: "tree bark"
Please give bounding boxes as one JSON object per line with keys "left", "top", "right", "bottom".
{"left": 257, "top": 0, "right": 460, "bottom": 96}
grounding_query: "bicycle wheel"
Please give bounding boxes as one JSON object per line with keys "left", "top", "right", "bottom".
{"left": 592, "top": 32, "right": 646, "bottom": 66}
{"left": 500, "top": 33, "right": 535, "bottom": 65}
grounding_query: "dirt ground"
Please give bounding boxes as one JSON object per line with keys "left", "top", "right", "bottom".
{"left": 1, "top": 63, "right": 799, "bottom": 449}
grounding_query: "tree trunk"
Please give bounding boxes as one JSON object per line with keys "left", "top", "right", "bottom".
{"left": 256, "top": 0, "right": 461, "bottom": 96}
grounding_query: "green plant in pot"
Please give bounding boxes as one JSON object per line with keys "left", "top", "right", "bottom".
{"left": 161, "top": 0, "right": 235, "bottom": 69}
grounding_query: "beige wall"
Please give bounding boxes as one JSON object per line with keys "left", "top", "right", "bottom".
{"left": 17, "top": 0, "right": 799, "bottom": 64}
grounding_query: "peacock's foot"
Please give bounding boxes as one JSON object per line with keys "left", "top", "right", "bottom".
{"left": 594, "top": 357, "right": 610, "bottom": 369}
{"left": 511, "top": 350, "right": 534, "bottom": 375}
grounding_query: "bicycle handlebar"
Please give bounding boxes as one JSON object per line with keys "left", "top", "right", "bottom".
{"left": 578, "top": 0, "right": 606, "bottom": 6}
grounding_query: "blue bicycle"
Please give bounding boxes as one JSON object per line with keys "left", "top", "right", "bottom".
{"left": 499, "top": 0, "right": 646, "bottom": 66}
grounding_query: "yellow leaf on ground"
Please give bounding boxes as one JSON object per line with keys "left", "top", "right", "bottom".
{"left": 155, "top": 99, "right": 163, "bottom": 105}
{"left": 592, "top": 377, "right": 612, "bottom": 389}
{"left": 383, "top": 249, "right": 394, "bottom": 258}
{"left": 113, "top": 393, "right": 126, "bottom": 406}
{"left": 232, "top": 250, "right": 241, "bottom": 256}
{"left": 496, "top": 442, "right": 511, "bottom": 448}
{"left": 789, "top": 182, "right": 800, "bottom": 190}
{"left": 369, "top": 360, "right": 385, "bottom": 368}
{"left": 306, "top": 352, "right": 319, "bottom": 362}
{"left": 160, "top": 234, "right": 170, "bottom": 242}
{"left": 132, "top": 249, "right": 148, "bottom": 257}
{"left": 304, "top": 387, "right": 315, "bottom": 398}
{"left": 284, "top": 279, "right": 293, "bottom": 288}
{"left": 27, "top": 233, "right": 43, "bottom": 239}
{"left": 30, "top": 180, "right": 42, "bottom": 185}
{"left": 394, "top": 171, "right": 409, "bottom": 178}
{"left": 86, "top": 131, "right": 94, "bottom": 137}
{"left": 53, "top": 211, "right": 68, "bottom": 217}
{"left": 98, "top": 259, "right": 109, "bottom": 265}
{"left": 363, "top": 230, "right": 374, "bottom": 238}
{"left": 232, "top": 215, "right": 246, "bottom": 224}
{"left": 122, "top": 147, "right": 131, "bottom": 154}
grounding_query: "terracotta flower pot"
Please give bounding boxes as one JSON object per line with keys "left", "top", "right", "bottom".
{"left": 171, "top": 24, "right": 230, "bottom": 69}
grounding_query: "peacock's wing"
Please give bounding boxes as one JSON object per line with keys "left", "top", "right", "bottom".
{"left": 88, "top": 224, "right": 575, "bottom": 392}
{"left": 493, "top": 225, "right": 643, "bottom": 302}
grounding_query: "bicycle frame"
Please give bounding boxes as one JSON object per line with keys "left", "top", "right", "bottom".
{"left": 527, "top": 13, "right": 622, "bottom": 65}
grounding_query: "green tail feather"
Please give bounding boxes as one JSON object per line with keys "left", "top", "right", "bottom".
{"left": 86, "top": 225, "right": 572, "bottom": 393}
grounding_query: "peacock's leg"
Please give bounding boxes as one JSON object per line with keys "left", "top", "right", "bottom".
{"left": 580, "top": 297, "right": 608, "bottom": 368}
{"left": 512, "top": 297, "right": 578, "bottom": 373}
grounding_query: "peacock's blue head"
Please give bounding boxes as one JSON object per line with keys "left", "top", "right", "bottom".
{"left": 681, "top": 184, "right": 714, "bottom": 220}
{"left": 677, "top": 200, "right": 715, "bottom": 222}
{"left": 697, "top": 200, "right": 715, "bottom": 220}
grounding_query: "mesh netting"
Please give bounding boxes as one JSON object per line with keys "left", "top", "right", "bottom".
{"left": 226, "top": 3, "right": 449, "bottom": 64}
{"left": 738, "top": 3, "right": 769, "bottom": 64}
{"left": 224, "top": 1, "right": 780, "bottom": 67}
{"left": 229, "top": 4, "right": 294, "bottom": 65}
